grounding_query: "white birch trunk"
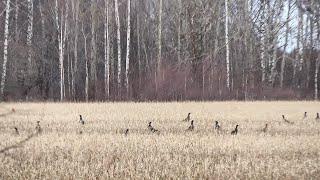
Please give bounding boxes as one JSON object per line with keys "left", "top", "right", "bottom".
{"left": 125, "top": 0, "right": 131, "bottom": 97}
{"left": 298, "top": 9, "right": 304, "bottom": 72}
{"left": 280, "top": 0, "right": 291, "bottom": 88}
{"left": 177, "top": 0, "right": 182, "bottom": 64}
{"left": 82, "top": 24, "right": 89, "bottom": 102}
{"left": 315, "top": 58, "right": 319, "bottom": 100}
{"left": 15, "top": 0, "right": 19, "bottom": 41}
{"left": 72, "top": 0, "right": 79, "bottom": 98}
{"left": 260, "top": 2, "right": 266, "bottom": 83}
{"left": 104, "top": 0, "right": 110, "bottom": 99}
{"left": 137, "top": 6, "right": 141, "bottom": 91}
{"left": 91, "top": 0, "right": 97, "bottom": 98}
{"left": 115, "top": 0, "right": 122, "bottom": 96}
{"left": 27, "top": 0, "right": 33, "bottom": 65}
{"left": 0, "top": 0, "right": 11, "bottom": 97}
{"left": 157, "top": 0, "right": 163, "bottom": 92}
{"left": 225, "top": 0, "right": 230, "bottom": 90}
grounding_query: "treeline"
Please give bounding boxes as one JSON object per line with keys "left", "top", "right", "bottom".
{"left": 0, "top": 0, "right": 319, "bottom": 101}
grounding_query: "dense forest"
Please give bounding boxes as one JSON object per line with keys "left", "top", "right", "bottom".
{"left": 0, "top": 0, "right": 319, "bottom": 101}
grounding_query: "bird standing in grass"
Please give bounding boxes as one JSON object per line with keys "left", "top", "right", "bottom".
{"left": 262, "top": 123, "right": 268, "bottom": 133}
{"left": 14, "top": 127, "right": 19, "bottom": 135}
{"left": 186, "top": 120, "right": 194, "bottom": 131}
{"left": 148, "top": 122, "right": 159, "bottom": 133}
{"left": 35, "top": 121, "right": 42, "bottom": 134}
{"left": 215, "top": 121, "right": 220, "bottom": 131}
{"left": 124, "top": 129, "right": 129, "bottom": 136}
{"left": 183, "top": 113, "right": 191, "bottom": 122}
{"left": 79, "top": 115, "right": 85, "bottom": 125}
{"left": 231, "top": 125, "right": 239, "bottom": 135}
{"left": 303, "top": 112, "right": 307, "bottom": 119}
{"left": 316, "top": 113, "right": 319, "bottom": 120}
{"left": 282, "top": 115, "right": 294, "bottom": 124}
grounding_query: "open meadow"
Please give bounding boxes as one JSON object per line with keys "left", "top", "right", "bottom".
{"left": 0, "top": 101, "right": 320, "bottom": 179}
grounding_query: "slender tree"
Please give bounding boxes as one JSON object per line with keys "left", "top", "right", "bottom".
{"left": 0, "top": 0, "right": 11, "bottom": 98}
{"left": 125, "top": 0, "right": 131, "bottom": 97}
{"left": 104, "top": 0, "right": 110, "bottom": 99}
{"left": 225, "top": 0, "right": 230, "bottom": 90}
{"left": 115, "top": 0, "right": 121, "bottom": 97}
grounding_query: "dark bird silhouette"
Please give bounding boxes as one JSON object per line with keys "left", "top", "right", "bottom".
{"left": 183, "top": 113, "right": 191, "bottom": 121}
{"left": 14, "top": 127, "right": 19, "bottom": 135}
{"left": 303, "top": 112, "right": 307, "bottom": 119}
{"left": 231, "top": 125, "right": 239, "bottom": 135}
{"left": 282, "top": 115, "right": 294, "bottom": 124}
{"left": 124, "top": 129, "right": 129, "bottom": 136}
{"left": 316, "top": 113, "right": 320, "bottom": 120}
{"left": 186, "top": 120, "right": 194, "bottom": 131}
{"left": 262, "top": 123, "right": 268, "bottom": 133}
{"left": 215, "top": 121, "right": 220, "bottom": 130}
{"left": 79, "top": 115, "right": 85, "bottom": 125}
{"left": 35, "top": 121, "right": 42, "bottom": 134}
{"left": 148, "top": 122, "right": 158, "bottom": 133}
{"left": 11, "top": 108, "right": 15, "bottom": 113}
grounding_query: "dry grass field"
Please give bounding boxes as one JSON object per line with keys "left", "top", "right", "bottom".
{"left": 0, "top": 101, "right": 320, "bottom": 179}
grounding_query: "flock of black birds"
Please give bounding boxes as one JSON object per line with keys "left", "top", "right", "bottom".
{"left": 10, "top": 110, "right": 320, "bottom": 136}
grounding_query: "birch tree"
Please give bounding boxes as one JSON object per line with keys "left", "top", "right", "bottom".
{"left": 104, "top": 0, "right": 110, "bottom": 99}
{"left": 156, "top": 0, "right": 163, "bottom": 92}
{"left": 72, "top": 0, "right": 79, "bottom": 99}
{"left": 27, "top": 0, "right": 33, "bottom": 65}
{"left": 280, "top": 0, "right": 292, "bottom": 88}
{"left": 225, "top": 0, "right": 230, "bottom": 90}
{"left": 125, "top": 0, "right": 131, "bottom": 97}
{"left": 82, "top": 23, "right": 89, "bottom": 102}
{"left": 91, "top": 0, "right": 97, "bottom": 99}
{"left": 115, "top": 0, "right": 121, "bottom": 97}
{"left": 0, "top": 0, "right": 11, "bottom": 98}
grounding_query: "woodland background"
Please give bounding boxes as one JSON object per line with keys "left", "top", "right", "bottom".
{"left": 0, "top": 0, "right": 319, "bottom": 101}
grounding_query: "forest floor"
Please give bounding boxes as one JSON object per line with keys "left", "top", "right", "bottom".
{"left": 0, "top": 101, "right": 320, "bottom": 179}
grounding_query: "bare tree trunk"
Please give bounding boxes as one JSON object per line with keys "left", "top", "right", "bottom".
{"left": 137, "top": 5, "right": 141, "bottom": 94}
{"left": 315, "top": 58, "right": 319, "bottom": 100}
{"left": 15, "top": 0, "right": 19, "bottom": 41}
{"left": 72, "top": 0, "right": 79, "bottom": 99}
{"left": 177, "top": 0, "right": 182, "bottom": 64}
{"left": 298, "top": 8, "right": 304, "bottom": 72}
{"left": 115, "top": 0, "right": 121, "bottom": 97}
{"left": 225, "top": 0, "right": 230, "bottom": 90}
{"left": 0, "top": 0, "right": 11, "bottom": 98}
{"left": 27, "top": 0, "right": 33, "bottom": 65}
{"left": 125, "top": 0, "right": 131, "bottom": 98}
{"left": 156, "top": 0, "right": 163, "bottom": 93}
{"left": 91, "top": 0, "right": 97, "bottom": 99}
{"left": 104, "top": 0, "right": 110, "bottom": 99}
{"left": 280, "top": 0, "right": 291, "bottom": 88}
{"left": 82, "top": 24, "right": 89, "bottom": 102}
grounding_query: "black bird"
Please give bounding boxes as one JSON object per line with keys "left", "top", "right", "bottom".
{"left": 303, "top": 112, "right": 307, "bottom": 119}
{"left": 282, "top": 115, "right": 294, "bottom": 124}
{"left": 124, "top": 129, "right": 129, "bottom": 136}
{"left": 262, "top": 123, "right": 268, "bottom": 133}
{"left": 183, "top": 113, "right": 191, "bottom": 122}
{"left": 215, "top": 121, "right": 220, "bottom": 130}
{"left": 231, "top": 125, "right": 239, "bottom": 135}
{"left": 36, "top": 121, "right": 42, "bottom": 134}
{"left": 186, "top": 120, "right": 194, "bottom": 131}
{"left": 316, "top": 113, "right": 320, "bottom": 120}
{"left": 148, "top": 122, "right": 158, "bottom": 133}
{"left": 79, "top": 115, "right": 85, "bottom": 125}
{"left": 14, "top": 127, "right": 19, "bottom": 135}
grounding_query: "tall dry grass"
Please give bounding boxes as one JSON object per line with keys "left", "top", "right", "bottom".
{"left": 0, "top": 101, "right": 320, "bottom": 179}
